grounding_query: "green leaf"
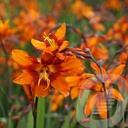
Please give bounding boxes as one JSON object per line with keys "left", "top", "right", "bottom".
{"left": 61, "top": 115, "right": 70, "bottom": 128}
{"left": 26, "top": 110, "right": 33, "bottom": 128}
{"left": 7, "top": 115, "right": 13, "bottom": 128}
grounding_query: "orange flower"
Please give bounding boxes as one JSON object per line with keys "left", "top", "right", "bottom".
{"left": 31, "top": 23, "right": 69, "bottom": 60}
{"left": 31, "top": 23, "right": 68, "bottom": 51}
{"left": 0, "top": 20, "right": 12, "bottom": 39}
{"left": 80, "top": 36, "right": 108, "bottom": 60}
{"left": 12, "top": 47, "right": 84, "bottom": 103}
{"left": 72, "top": 0, "right": 95, "bottom": 19}
{"left": 66, "top": 73, "right": 93, "bottom": 99}
{"left": 13, "top": 10, "right": 40, "bottom": 43}
{"left": 82, "top": 62, "right": 125, "bottom": 119}
{"left": 19, "top": 0, "right": 39, "bottom": 11}
{"left": 48, "top": 90, "right": 64, "bottom": 112}
{"left": 107, "top": 16, "right": 128, "bottom": 45}
{"left": 72, "top": 0, "right": 105, "bottom": 32}
{"left": 104, "top": 0, "right": 121, "bottom": 11}
{"left": 13, "top": 9, "right": 56, "bottom": 44}
{"left": 89, "top": 15, "right": 106, "bottom": 32}
{"left": 118, "top": 52, "right": 128, "bottom": 64}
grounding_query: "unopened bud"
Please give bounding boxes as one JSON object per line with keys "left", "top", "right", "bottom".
{"left": 97, "top": 60, "right": 103, "bottom": 66}
{"left": 76, "top": 54, "right": 85, "bottom": 60}
{"left": 85, "top": 48, "right": 90, "bottom": 52}
{"left": 65, "top": 51, "right": 72, "bottom": 56}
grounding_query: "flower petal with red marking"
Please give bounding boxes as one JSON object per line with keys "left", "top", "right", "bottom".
{"left": 35, "top": 80, "right": 50, "bottom": 97}
{"left": 56, "top": 52, "right": 65, "bottom": 60}
{"left": 55, "top": 55, "right": 85, "bottom": 76}
{"left": 13, "top": 70, "right": 38, "bottom": 84}
{"left": 50, "top": 73, "right": 70, "bottom": 97}
{"left": 65, "top": 75, "right": 84, "bottom": 87}
{"left": 41, "top": 51, "right": 54, "bottom": 65}
{"left": 12, "top": 49, "right": 40, "bottom": 69}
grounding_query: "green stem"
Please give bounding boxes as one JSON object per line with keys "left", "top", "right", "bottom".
{"left": 32, "top": 97, "right": 38, "bottom": 128}
{"left": 102, "top": 83, "right": 109, "bottom": 128}
{"left": 121, "top": 116, "right": 125, "bottom": 128}
{"left": 36, "top": 98, "right": 45, "bottom": 128}
{"left": 107, "top": 44, "right": 128, "bottom": 70}
{"left": 120, "top": 58, "right": 128, "bottom": 128}
{"left": 0, "top": 36, "right": 12, "bottom": 96}
{"left": 46, "top": 102, "right": 51, "bottom": 128}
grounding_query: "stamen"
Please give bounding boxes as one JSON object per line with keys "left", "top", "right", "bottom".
{"left": 38, "top": 72, "right": 44, "bottom": 85}
{"left": 43, "top": 32, "right": 54, "bottom": 46}
{"left": 38, "top": 68, "right": 50, "bottom": 90}
{"left": 43, "top": 70, "right": 50, "bottom": 90}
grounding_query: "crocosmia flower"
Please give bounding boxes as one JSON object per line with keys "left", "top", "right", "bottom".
{"left": 12, "top": 23, "right": 85, "bottom": 104}
{"left": 31, "top": 23, "right": 69, "bottom": 53}
{"left": 82, "top": 62, "right": 125, "bottom": 119}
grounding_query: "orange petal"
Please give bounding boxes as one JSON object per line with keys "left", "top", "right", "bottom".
{"left": 65, "top": 75, "right": 84, "bottom": 87}
{"left": 31, "top": 38, "right": 46, "bottom": 50}
{"left": 35, "top": 80, "right": 50, "bottom": 97}
{"left": 58, "top": 40, "right": 69, "bottom": 52}
{"left": 56, "top": 52, "right": 65, "bottom": 60}
{"left": 50, "top": 73, "right": 70, "bottom": 97}
{"left": 41, "top": 51, "right": 54, "bottom": 65}
{"left": 54, "top": 23, "right": 66, "bottom": 43}
{"left": 70, "top": 86, "right": 80, "bottom": 99}
{"left": 92, "top": 83, "right": 103, "bottom": 91}
{"left": 55, "top": 55, "right": 85, "bottom": 76}
{"left": 12, "top": 49, "right": 40, "bottom": 69}
{"left": 84, "top": 73, "right": 94, "bottom": 78}
{"left": 91, "top": 62, "right": 106, "bottom": 74}
{"left": 107, "top": 64, "right": 125, "bottom": 75}
{"left": 107, "top": 65, "right": 125, "bottom": 82}
{"left": 94, "top": 46, "right": 108, "bottom": 60}
{"left": 50, "top": 103, "right": 58, "bottom": 112}
{"left": 109, "top": 88, "right": 124, "bottom": 102}
{"left": 96, "top": 99, "right": 107, "bottom": 119}
{"left": 81, "top": 78, "right": 102, "bottom": 91}
{"left": 119, "top": 52, "right": 127, "bottom": 63}
{"left": 81, "top": 78, "right": 96, "bottom": 90}
{"left": 84, "top": 92, "right": 99, "bottom": 116}
{"left": 13, "top": 70, "right": 38, "bottom": 84}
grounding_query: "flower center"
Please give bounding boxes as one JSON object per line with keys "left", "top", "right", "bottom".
{"left": 38, "top": 67, "right": 50, "bottom": 90}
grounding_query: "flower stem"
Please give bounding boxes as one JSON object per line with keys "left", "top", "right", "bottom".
{"left": 32, "top": 97, "right": 38, "bottom": 128}
{"left": 0, "top": 36, "right": 12, "bottom": 96}
{"left": 36, "top": 97, "right": 45, "bottom": 128}
{"left": 107, "top": 44, "right": 128, "bottom": 70}
{"left": 88, "top": 50, "right": 110, "bottom": 127}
